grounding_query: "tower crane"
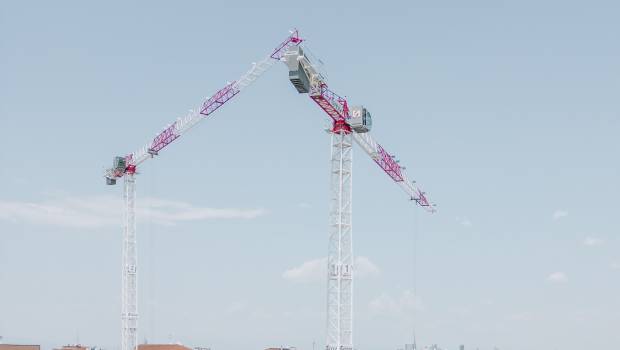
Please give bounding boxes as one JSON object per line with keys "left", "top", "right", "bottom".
{"left": 103, "top": 29, "right": 435, "bottom": 350}
{"left": 281, "top": 44, "right": 434, "bottom": 350}
{"left": 103, "top": 31, "right": 302, "bottom": 350}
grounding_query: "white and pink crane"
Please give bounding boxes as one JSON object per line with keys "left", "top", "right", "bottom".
{"left": 104, "top": 29, "right": 434, "bottom": 350}
{"left": 104, "top": 30, "right": 302, "bottom": 350}
{"left": 282, "top": 44, "right": 433, "bottom": 350}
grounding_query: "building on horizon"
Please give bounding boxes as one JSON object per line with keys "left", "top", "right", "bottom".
{"left": 138, "top": 344, "right": 192, "bottom": 350}
{"left": 54, "top": 345, "right": 90, "bottom": 350}
{"left": 0, "top": 344, "right": 41, "bottom": 350}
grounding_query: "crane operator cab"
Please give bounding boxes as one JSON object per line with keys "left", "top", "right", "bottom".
{"left": 349, "top": 106, "right": 372, "bottom": 133}
{"left": 105, "top": 156, "right": 126, "bottom": 185}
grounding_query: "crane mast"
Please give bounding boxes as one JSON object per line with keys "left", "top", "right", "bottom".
{"left": 105, "top": 31, "right": 302, "bottom": 350}
{"left": 121, "top": 173, "right": 137, "bottom": 350}
{"left": 327, "top": 130, "right": 353, "bottom": 350}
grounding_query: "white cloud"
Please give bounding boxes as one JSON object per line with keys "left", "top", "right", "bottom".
{"left": 583, "top": 236, "right": 604, "bottom": 247}
{"left": 611, "top": 262, "right": 620, "bottom": 270}
{"left": 282, "top": 256, "right": 380, "bottom": 283}
{"left": 547, "top": 271, "right": 568, "bottom": 283}
{"left": 0, "top": 195, "right": 266, "bottom": 229}
{"left": 355, "top": 256, "right": 381, "bottom": 277}
{"left": 139, "top": 197, "right": 266, "bottom": 224}
{"left": 456, "top": 216, "right": 472, "bottom": 227}
{"left": 282, "top": 257, "right": 326, "bottom": 283}
{"left": 508, "top": 311, "right": 536, "bottom": 322}
{"left": 0, "top": 196, "right": 116, "bottom": 228}
{"left": 552, "top": 210, "right": 568, "bottom": 220}
{"left": 481, "top": 299, "right": 495, "bottom": 306}
{"left": 226, "top": 300, "right": 247, "bottom": 314}
{"left": 369, "top": 290, "right": 424, "bottom": 316}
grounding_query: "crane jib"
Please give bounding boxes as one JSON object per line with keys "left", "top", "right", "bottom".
{"left": 147, "top": 81, "right": 241, "bottom": 156}
{"left": 105, "top": 30, "right": 304, "bottom": 180}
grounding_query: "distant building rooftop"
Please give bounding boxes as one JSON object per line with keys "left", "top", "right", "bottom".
{"left": 0, "top": 345, "right": 41, "bottom": 350}
{"left": 138, "top": 344, "right": 192, "bottom": 350}
{"left": 54, "top": 345, "right": 89, "bottom": 350}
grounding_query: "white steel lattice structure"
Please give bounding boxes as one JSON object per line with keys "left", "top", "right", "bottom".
{"left": 105, "top": 29, "right": 434, "bottom": 350}
{"left": 326, "top": 131, "right": 353, "bottom": 350}
{"left": 105, "top": 31, "right": 302, "bottom": 350}
{"left": 121, "top": 173, "right": 137, "bottom": 350}
{"left": 280, "top": 37, "right": 435, "bottom": 350}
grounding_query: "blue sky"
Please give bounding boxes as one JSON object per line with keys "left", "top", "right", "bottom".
{"left": 1, "top": 1, "right": 619, "bottom": 350}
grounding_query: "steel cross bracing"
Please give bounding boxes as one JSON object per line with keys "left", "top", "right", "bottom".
{"left": 121, "top": 173, "right": 137, "bottom": 350}
{"left": 310, "top": 84, "right": 349, "bottom": 122}
{"left": 326, "top": 131, "right": 353, "bottom": 350}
